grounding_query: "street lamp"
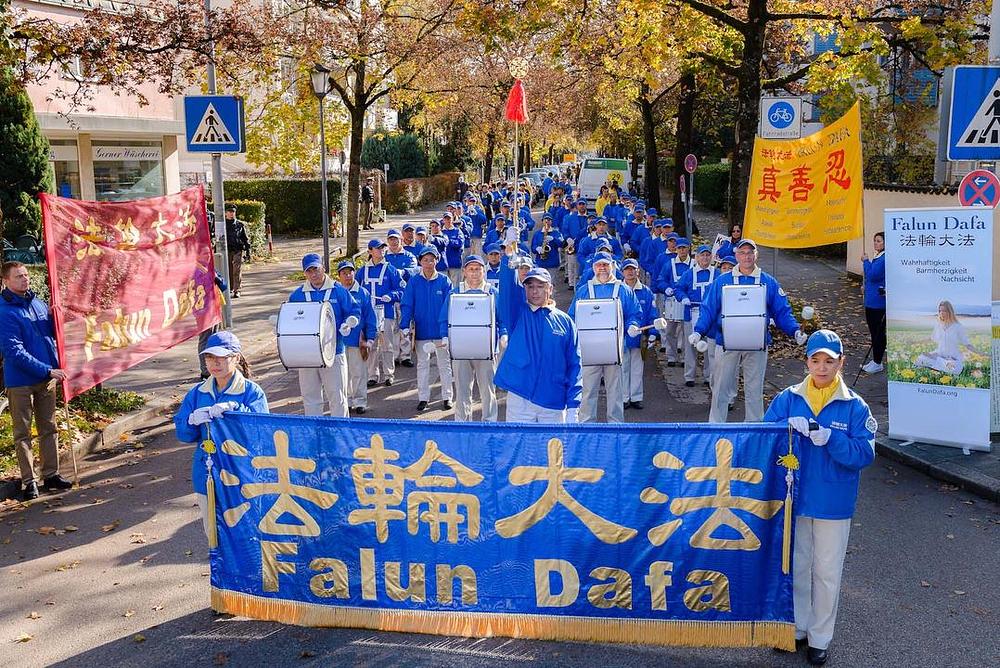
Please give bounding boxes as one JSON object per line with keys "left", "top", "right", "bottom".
{"left": 311, "top": 63, "right": 332, "bottom": 273}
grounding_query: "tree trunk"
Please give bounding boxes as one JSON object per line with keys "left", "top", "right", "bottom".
{"left": 727, "top": 0, "right": 767, "bottom": 227}
{"left": 673, "top": 71, "right": 696, "bottom": 237}
{"left": 484, "top": 128, "right": 495, "bottom": 183}
{"left": 639, "top": 85, "right": 661, "bottom": 213}
{"left": 523, "top": 142, "right": 531, "bottom": 172}
{"left": 346, "top": 59, "right": 367, "bottom": 256}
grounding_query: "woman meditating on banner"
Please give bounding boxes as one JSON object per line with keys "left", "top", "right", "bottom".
{"left": 913, "top": 300, "right": 984, "bottom": 375}
{"left": 764, "top": 330, "right": 876, "bottom": 666}
{"left": 174, "top": 331, "right": 268, "bottom": 540}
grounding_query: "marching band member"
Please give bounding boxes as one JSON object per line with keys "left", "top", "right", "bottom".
{"left": 485, "top": 244, "right": 504, "bottom": 290}
{"left": 494, "top": 268, "right": 582, "bottom": 423}
{"left": 401, "top": 223, "right": 420, "bottom": 256}
{"left": 175, "top": 331, "right": 268, "bottom": 539}
{"left": 674, "top": 244, "right": 717, "bottom": 387}
{"left": 384, "top": 230, "right": 417, "bottom": 369}
{"left": 577, "top": 216, "right": 622, "bottom": 262}
{"left": 764, "top": 329, "right": 876, "bottom": 667}
{"left": 530, "top": 213, "right": 564, "bottom": 270}
{"left": 620, "top": 205, "right": 644, "bottom": 249}
{"left": 655, "top": 237, "right": 693, "bottom": 367}
{"left": 712, "top": 255, "right": 737, "bottom": 407}
{"left": 569, "top": 252, "right": 642, "bottom": 423}
{"left": 483, "top": 214, "right": 510, "bottom": 250}
{"left": 336, "top": 261, "right": 378, "bottom": 414}
{"left": 399, "top": 246, "right": 454, "bottom": 412}
{"left": 464, "top": 193, "right": 488, "bottom": 255}
{"left": 691, "top": 239, "right": 805, "bottom": 423}
{"left": 288, "top": 253, "right": 360, "bottom": 417}
{"left": 358, "top": 238, "right": 405, "bottom": 387}
{"left": 627, "top": 207, "right": 655, "bottom": 259}
{"left": 426, "top": 219, "right": 451, "bottom": 274}
{"left": 638, "top": 220, "right": 665, "bottom": 280}
{"left": 439, "top": 255, "right": 504, "bottom": 422}
{"left": 414, "top": 225, "right": 429, "bottom": 251}
{"left": 441, "top": 212, "right": 466, "bottom": 284}
{"left": 621, "top": 259, "right": 656, "bottom": 410}
{"left": 561, "top": 200, "right": 590, "bottom": 284}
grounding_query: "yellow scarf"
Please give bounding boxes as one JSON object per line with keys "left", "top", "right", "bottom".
{"left": 805, "top": 374, "right": 843, "bottom": 417}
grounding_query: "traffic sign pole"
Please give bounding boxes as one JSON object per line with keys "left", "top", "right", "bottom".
{"left": 204, "top": 0, "right": 232, "bottom": 329}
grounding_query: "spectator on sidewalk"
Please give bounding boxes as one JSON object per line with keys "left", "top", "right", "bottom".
{"left": 174, "top": 331, "right": 268, "bottom": 539}
{"left": 1, "top": 261, "right": 74, "bottom": 500}
{"left": 861, "top": 232, "right": 886, "bottom": 374}
{"left": 224, "top": 204, "right": 251, "bottom": 298}
{"left": 360, "top": 176, "right": 376, "bottom": 230}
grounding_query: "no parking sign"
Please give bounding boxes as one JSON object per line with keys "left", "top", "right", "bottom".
{"left": 958, "top": 169, "right": 1000, "bottom": 207}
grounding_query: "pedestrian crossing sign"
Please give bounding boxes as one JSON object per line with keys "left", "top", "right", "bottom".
{"left": 183, "top": 95, "right": 246, "bottom": 153}
{"left": 945, "top": 65, "right": 1000, "bottom": 160}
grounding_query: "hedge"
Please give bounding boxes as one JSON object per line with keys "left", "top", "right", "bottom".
{"left": 361, "top": 133, "right": 427, "bottom": 179}
{"left": 385, "top": 172, "right": 459, "bottom": 214}
{"left": 694, "top": 162, "right": 730, "bottom": 212}
{"left": 222, "top": 179, "right": 341, "bottom": 235}
{"left": 208, "top": 199, "right": 267, "bottom": 259}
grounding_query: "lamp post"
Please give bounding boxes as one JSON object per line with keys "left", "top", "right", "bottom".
{"left": 311, "top": 63, "right": 332, "bottom": 273}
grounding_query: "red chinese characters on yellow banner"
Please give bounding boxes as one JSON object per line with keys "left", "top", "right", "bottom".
{"left": 40, "top": 186, "right": 221, "bottom": 399}
{"left": 742, "top": 101, "right": 864, "bottom": 248}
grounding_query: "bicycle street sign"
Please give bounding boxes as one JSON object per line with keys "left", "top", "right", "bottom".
{"left": 759, "top": 97, "right": 802, "bottom": 139}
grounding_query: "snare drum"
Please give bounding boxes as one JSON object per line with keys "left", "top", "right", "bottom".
{"left": 575, "top": 298, "right": 623, "bottom": 366}
{"left": 720, "top": 284, "right": 766, "bottom": 351}
{"left": 275, "top": 301, "right": 337, "bottom": 368}
{"left": 447, "top": 292, "right": 496, "bottom": 360}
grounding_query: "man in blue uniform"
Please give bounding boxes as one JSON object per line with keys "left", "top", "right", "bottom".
{"left": 336, "top": 261, "right": 378, "bottom": 414}
{"left": 530, "top": 213, "right": 563, "bottom": 270}
{"left": 655, "top": 237, "right": 693, "bottom": 366}
{"left": 399, "top": 246, "right": 454, "bottom": 411}
{"left": 674, "top": 244, "right": 717, "bottom": 387}
{"left": 358, "top": 238, "right": 405, "bottom": 387}
{"left": 440, "top": 212, "right": 466, "bottom": 284}
{"left": 621, "top": 259, "right": 656, "bottom": 410}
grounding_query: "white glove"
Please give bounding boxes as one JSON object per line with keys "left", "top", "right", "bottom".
{"left": 627, "top": 325, "right": 641, "bottom": 337}
{"left": 535, "top": 246, "right": 543, "bottom": 253}
{"left": 653, "top": 317, "right": 667, "bottom": 330}
{"left": 345, "top": 315, "right": 360, "bottom": 329}
{"left": 499, "top": 334, "right": 509, "bottom": 350}
{"left": 565, "top": 408, "right": 579, "bottom": 423}
{"left": 788, "top": 416, "right": 811, "bottom": 437}
{"left": 688, "top": 331, "right": 702, "bottom": 346}
{"left": 339, "top": 323, "right": 352, "bottom": 336}
{"left": 794, "top": 329, "right": 808, "bottom": 345}
{"left": 681, "top": 298, "right": 691, "bottom": 306}
{"left": 379, "top": 294, "right": 392, "bottom": 303}
{"left": 400, "top": 279, "right": 407, "bottom": 288}
{"left": 647, "top": 334, "right": 657, "bottom": 343}
{"left": 665, "top": 288, "right": 674, "bottom": 297}
{"left": 422, "top": 341, "right": 437, "bottom": 354}
{"left": 208, "top": 401, "right": 240, "bottom": 419}
{"left": 364, "top": 340, "right": 374, "bottom": 349}
{"left": 696, "top": 339, "right": 708, "bottom": 353}
{"left": 810, "top": 426, "right": 832, "bottom": 446}
{"left": 187, "top": 407, "right": 213, "bottom": 426}
{"left": 400, "top": 328, "right": 410, "bottom": 338}
{"left": 566, "top": 238, "right": 575, "bottom": 248}
{"left": 437, "top": 337, "right": 449, "bottom": 348}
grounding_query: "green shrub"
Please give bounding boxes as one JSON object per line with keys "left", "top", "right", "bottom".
{"left": 0, "top": 69, "right": 52, "bottom": 239}
{"left": 694, "top": 162, "right": 730, "bottom": 212}
{"left": 208, "top": 199, "right": 267, "bottom": 258}
{"left": 385, "top": 172, "right": 459, "bottom": 214}
{"left": 27, "top": 264, "right": 49, "bottom": 302}
{"left": 222, "top": 179, "right": 341, "bottom": 236}
{"left": 361, "top": 133, "right": 427, "bottom": 179}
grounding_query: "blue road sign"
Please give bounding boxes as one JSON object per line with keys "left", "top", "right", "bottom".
{"left": 184, "top": 95, "right": 246, "bottom": 153}
{"left": 767, "top": 100, "right": 795, "bottom": 129}
{"left": 945, "top": 65, "right": 1000, "bottom": 160}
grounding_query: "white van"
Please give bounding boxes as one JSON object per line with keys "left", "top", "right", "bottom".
{"left": 578, "top": 157, "right": 630, "bottom": 202}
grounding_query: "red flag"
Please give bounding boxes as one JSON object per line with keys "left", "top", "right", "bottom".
{"left": 40, "top": 186, "right": 221, "bottom": 398}
{"left": 504, "top": 79, "right": 528, "bottom": 124}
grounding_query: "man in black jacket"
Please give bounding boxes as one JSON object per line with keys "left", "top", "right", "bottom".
{"left": 224, "top": 203, "right": 251, "bottom": 298}
{"left": 360, "top": 177, "right": 376, "bottom": 230}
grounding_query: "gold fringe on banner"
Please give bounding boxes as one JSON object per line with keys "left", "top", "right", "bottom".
{"left": 777, "top": 425, "right": 800, "bottom": 575}
{"left": 211, "top": 588, "right": 795, "bottom": 650}
{"left": 203, "top": 425, "right": 218, "bottom": 549}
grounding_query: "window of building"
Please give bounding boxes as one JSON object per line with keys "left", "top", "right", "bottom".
{"left": 92, "top": 140, "right": 164, "bottom": 202}
{"left": 48, "top": 139, "right": 81, "bottom": 199}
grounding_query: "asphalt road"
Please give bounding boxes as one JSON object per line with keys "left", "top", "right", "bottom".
{"left": 2, "top": 212, "right": 997, "bottom": 667}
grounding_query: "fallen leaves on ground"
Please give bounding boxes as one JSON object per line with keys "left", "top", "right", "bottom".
{"left": 123, "top": 610, "right": 135, "bottom": 618}
{"left": 133, "top": 634, "right": 146, "bottom": 643}
{"left": 101, "top": 521, "right": 120, "bottom": 532}
{"left": 130, "top": 533, "right": 146, "bottom": 544}
{"left": 26, "top": 611, "right": 40, "bottom": 619}
{"left": 13, "top": 632, "right": 32, "bottom": 643}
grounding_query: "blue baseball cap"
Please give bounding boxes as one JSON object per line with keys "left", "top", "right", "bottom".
{"left": 415, "top": 226, "right": 427, "bottom": 235}
{"left": 592, "top": 252, "right": 614, "bottom": 266}
{"left": 542, "top": 213, "right": 553, "bottom": 220}
{"left": 200, "top": 331, "right": 241, "bottom": 357}
{"left": 494, "top": 215, "right": 506, "bottom": 223}
{"left": 302, "top": 253, "right": 323, "bottom": 271}
{"left": 661, "top": 218, "right": 674, "bottom": 227}
{"left": 735, "top": 238, "right": 758, "bottom": 250}
{"left": 576, "top": 199, "right": 588, "bottom": 206}
{"left": 807, "top": 329, "right": 843, "bottom": 359}
{"left": 634, "top": 207, "right": 645, "bottom": 214}
{"left": 697, "top": 244, "right": 712, "bottom": 254}
{"left": 402, "top": 223, "right": 415, "bottom": 232}
{"left": 666, "top": 232, "right": 679, "bottom": 240}
{"left": 652, "top": 220, "right": 663, "bottom": 228}
{"left": 368, "top": 238, "right": 387, "bottom": 250}
{"left": 463, "top": 254, "right": 485, "bottom": 267}
{"left": 442, "top": 211, "right": 454, "bottom": 219}
{"left": 484, "top": 243, "right": 502, "bottom": 254}
{"left": 501, "top": 201, "right": 512, "bottom": 208}
{"left": 337, "top": 260, "right": 355, "bottom": 272}
{"left": 417, "top": 245, "right": 439, "bottom": 259}
{"left": 622, "top": 258, "right": 639, "bottom": 269}
{"left": 646, "top": 208, "right": 657, "bottom": 216}
{"left": 523, "top": 268, "right": 552, "bottom": 284}
{"left": 676, "top": 237, "right": 691, "bottom": 248}
{"left": 720, "top": 255, "right": 737, "bottom": 265}
{"left": 387, "top": 229, "right": 402, "bottom": 239}
{"left": 596, "top": 216, "right": 608, "bottom": 224}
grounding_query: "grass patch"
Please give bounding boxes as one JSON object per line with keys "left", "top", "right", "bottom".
{"left": 1, "top": 387, "right": 145, "bottom": 479}
{"left": 885, "top": 324, "right": 990, "bottom": 390}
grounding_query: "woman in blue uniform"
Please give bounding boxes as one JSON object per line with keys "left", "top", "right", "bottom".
{"left": 861, "top": 231, "right": 886, "bottom": 374}
{"left": 764, "top": 329, "right": 876, "bottom": 666}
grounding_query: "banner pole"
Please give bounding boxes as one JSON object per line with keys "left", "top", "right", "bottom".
{"left": 62, "top": 389, "right": 79, "bottom": 487}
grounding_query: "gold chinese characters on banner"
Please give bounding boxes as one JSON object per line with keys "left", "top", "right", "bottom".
{"left": 742, "top": 101, "right": 864, "bottom": 248}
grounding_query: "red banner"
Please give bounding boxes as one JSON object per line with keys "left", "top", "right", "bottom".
{"left": 40, "top": 186, "right": 221, "bottom": 399}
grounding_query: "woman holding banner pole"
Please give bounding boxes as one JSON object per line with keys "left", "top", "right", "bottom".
{"left": 764, "top": 329, "right": 876, "bottom": 666}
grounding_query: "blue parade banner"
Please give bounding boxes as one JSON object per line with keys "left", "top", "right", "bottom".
{"left": 204, "top": 415, "right": 798, "bottom": 649}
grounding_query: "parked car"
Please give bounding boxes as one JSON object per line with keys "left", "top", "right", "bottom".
{"left": 2, "top": 235, "right": 44, "bottom": 264}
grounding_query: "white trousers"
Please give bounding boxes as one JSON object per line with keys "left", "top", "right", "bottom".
{"left": 566, "top": 253, "right": 579, "bottom": 284}
{"left": 682, "top": 321, "right": 713, "bottom": 382}
{"left": 711, "top": 342, "right": 735, "bottom": 401}
{"left": 470, "top": 237, "right": 482, "bottom": 256}
{"left": 709, "top": 349, "right": 767, "bottom": 423}
{"left": 195, "top": 492, "right": 210, "bottom": 541}
{"left": 298, "top": 354, "right": 348, "bottom": 417}
{"left": 663, "top": 321, "right": 684, "bottom": 361}
{"left": 621, "top": 347, "right": 644, "bottom": 402}
{"left": 346, "top": 347, "right": 368, "bottom": 409}
{"left": 580, "top": 364, "right": 624, "bottom": 423}
{"left": 505, "top": 392, "right": 565, "bottom": 424}
{"left": 415, "top": 339, "right": 454, "bottom": 402}
{"left": 453, "top": 358, "right": 497, "bottom": 422}
{"left": 368, "top": 318, "right": 397, "bottom": 382}
{"left": 794, "top": 516, "right": 852, "bottom": 650}
{"left": 398, "top": 315, "right": 413, "bottom": 362}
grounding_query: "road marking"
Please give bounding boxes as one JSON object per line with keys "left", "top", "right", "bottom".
{"left": 350, "top": 635, "right": 536, "bottom": 661}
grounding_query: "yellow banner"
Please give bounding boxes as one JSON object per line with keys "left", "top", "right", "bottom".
{"left": 742, "top": 101, "right": 864, "bottom": 248}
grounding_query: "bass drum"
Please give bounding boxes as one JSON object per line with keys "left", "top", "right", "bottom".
{"left": 275, "top": 301, "right": 337, "bottom": 368}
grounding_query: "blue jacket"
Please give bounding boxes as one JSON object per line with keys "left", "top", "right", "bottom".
{"left": 403, "top": 244, "right": 422, "bottom": 258}
{"left": 174, "top": 372, "right": 269, "bottom": 494}
{"left": 357, "top": 261, "right": 404, "bottom": 321}
{"left": 486, "top": 262, "right": 503, "bottom": 291}
{"left": 0, "top": 288, "right": 60, "bottom": 388}
{"left": 287, "top": 278, "right": 360, "bottom": 355}
{"left": 437, "top": 281, "right": 507, "bottom": 341}
{"left": 639, "top": 236, "right": 666, "bottom": 272}
{"left": 494, "top": 302, "right": 582, "bottom": 410}
{"left": 542, "top": 176, "right": 554, "bottom": 196}
{"left": 562, "top": 211, "right": 587, "bottom": 242}
{"left": 694, "top": 268, "right": 799, "bottom": 348}
{"left": 603, "top": 203, "right": 626, "bottom": 228}
{"left": 426, "top": 232, "right": 450, "bottom": 271}
{"left": 863, "top": 252, "right": 886, "bottom": 309}
{"left": 764, "top": 378, "right": 876, "bottom": 519}
{"left": 624, "top": 281, "right": 656, "bottom": 349}
{"left": 399, "top": 271, "right": 452, "bottom": 340}
{"left": 530, "top": 228, "right": 564, "bottom": 269}
{"left": 386, "top": 249, "right": 418, "bottom": 279}
{"left": 716, "top": 238, "right": 736, "bottom": 262}
{"left": 468, "top": 209, "right": 488, "bottom": 238}
{"left": 620, "top": 217, "right": 643, "bottom": 245}
{"left": 655, "top": 257, "right": 693, "bottom": 294}
{"left": 628, "top": 225, "right": 651, "bottom": 253}
{"left": 442, "top": 227, "right": 465, "bottom": 269}
{"left": 569, "top": 279, "right": 642, "bottom": 333}
{"left": 674, "top": 265, "right": 718, "bottom": 322}
{"left": 650, "top": 251, "right": 678, "bottom": 290}
{"left": 483, "top": 226, "right": 511, "bottom": 250}
{"left": 341, "top": 282, "right": 379, "bottom": 347}
{"left": 577, "top": 234, "right": 622, "bottom": 263}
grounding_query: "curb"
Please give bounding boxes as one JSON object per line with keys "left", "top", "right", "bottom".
{"left": 875, "top": 438, "right": 1000, "bottom": 504}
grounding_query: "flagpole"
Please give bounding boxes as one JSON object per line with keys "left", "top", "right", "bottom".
{"left": 506, "top": 58, "right": 529, "bottom": 239}
{"left": 513, "top": 120, "right": 520, "bottom": 232}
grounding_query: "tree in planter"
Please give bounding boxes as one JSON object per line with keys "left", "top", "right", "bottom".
{"left": 361, "top": 133, "right": 428, "bottom": 179}
{"left": 0, "top": 65, "right": 51, "bottom": 240}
